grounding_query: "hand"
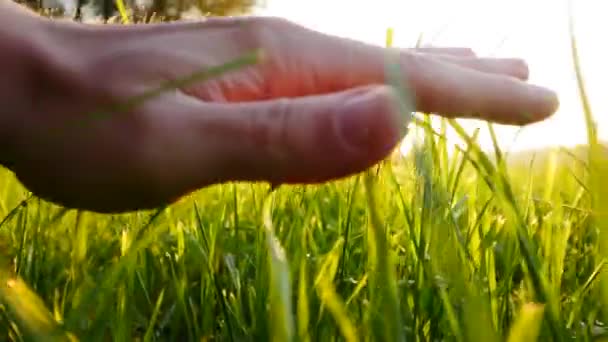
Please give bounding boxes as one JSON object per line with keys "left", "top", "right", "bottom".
{"left": 5, "top": 16, "right": 559, "bottom": 213}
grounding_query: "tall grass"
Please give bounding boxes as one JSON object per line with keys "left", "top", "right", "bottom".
{"left": 0, "top": 8, "right": 606, "bottom": 342}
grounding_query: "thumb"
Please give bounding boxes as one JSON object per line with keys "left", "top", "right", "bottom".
{"left": 184, "top": 84, "right": 410, "bottom": 187}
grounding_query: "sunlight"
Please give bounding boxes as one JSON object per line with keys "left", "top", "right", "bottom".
{"left": 257, "top": 0, "right": 606, "bottom": 153}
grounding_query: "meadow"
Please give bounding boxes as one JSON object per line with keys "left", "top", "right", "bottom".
{"left": 2, "top": 4, "right": 608, "bottom": 342}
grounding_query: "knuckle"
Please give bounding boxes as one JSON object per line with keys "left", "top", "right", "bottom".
{"left": 248, "top": 99, "right": 291, "bottom": 162}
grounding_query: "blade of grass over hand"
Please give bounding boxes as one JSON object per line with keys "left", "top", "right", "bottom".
{"left": 95, "top": 49, "right": 263, "bottom": 117}
{"left": 384, "top": 29, "right": 415, "bottom": 137}
{"left": 379, "top": 26, "right": 415, "bottom": 187}
{"left": 52, "top": 49, "right": 263, "bottom": 137}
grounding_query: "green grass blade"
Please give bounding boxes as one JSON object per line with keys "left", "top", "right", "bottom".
{"left": 114, "top": 0, "right": 130, "bottom": 24}
{"left": 506, "top": 303, "right": 545, "bottom": 342}
{"left": 297, "top": 257, "right": 311, "bottom": 342}
{"left": 0, "top": 273, "right": 75, "bottom": 342}
{"left": 262, "top": 193, "right": 295, "bottom": 342}
{"left": 363, "top": 171, "right": 405, "bottom": 342}
{"left": 314, "top": 237, "right": 358, "bottom": 342}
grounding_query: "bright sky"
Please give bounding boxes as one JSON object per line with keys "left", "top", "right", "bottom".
{"left": 256, "top": 0, "right": 606, "bottom": 153}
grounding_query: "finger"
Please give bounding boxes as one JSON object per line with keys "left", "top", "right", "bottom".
{"left": 266, "top": 28, "right": 558, "bottom": 124}
{"left": 405, "top": 55, "right": 559, "bottom": 124}
{"left": 166, "top": 85, "right": 408, "bottom": 190}
{"left": 420, "top": 54, "right": 529, "bottom": 80}
{"left": 408, "top": 47, "right": 477, "bottom": 57}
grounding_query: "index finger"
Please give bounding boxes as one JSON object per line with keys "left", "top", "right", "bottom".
{"left": 263, "top": 21, "right": 558, "bottom": 125}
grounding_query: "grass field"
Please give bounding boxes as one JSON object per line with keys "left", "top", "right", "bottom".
{"left": 2, "top": 5, "right": 608, "bottom": 342}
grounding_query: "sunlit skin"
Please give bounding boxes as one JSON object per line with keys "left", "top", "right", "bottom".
{"left": 0, "top": 2, "right": 559, "bottom": 213}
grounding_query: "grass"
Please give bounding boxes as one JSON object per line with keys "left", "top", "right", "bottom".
{"left": 0, "top": 7, "right": 606, "bottom": 342}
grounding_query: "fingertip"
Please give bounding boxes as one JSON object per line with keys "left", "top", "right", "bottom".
{"left": 514, "top": 59, "right": 530, "bottom": 81}
{"left": 521, "top": 84, "right": 560, "bottom": 124}
{"left": 494, "top": 85, "right": 560, "bottom": 125}
{"left": 537, "top": 87, "right": 560, "bottom": 120}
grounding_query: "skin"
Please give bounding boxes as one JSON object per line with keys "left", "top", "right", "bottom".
{"left": 0, "top": 1, "right": 559, "bottom": 213}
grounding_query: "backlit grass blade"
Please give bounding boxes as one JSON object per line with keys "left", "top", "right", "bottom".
{"left": 363, "top": 171, "right": 405, "bottom": 342}
{"left": 143, "top": 289, "right": 165, "bottom": 342}
{"left": 487, "top": 122, "right": 505, "bottom": 174}
{"left": 314, "top": 237, "right": 358, "bottom": 342}
{"left": 297, "top": 257, "right": 311, "bottom": 342}
{"left": 0, "top": 194, "right": 33, "bottom": 231}
{"left": 345, "top": 274, "right": 368, "bottom": 307}
{"left": 262, "top": 193, "right": 295, "bottom": 342}
{"left": 386, "top": 27, "right": 394, "bottom": 48}
{"left": 506, "top": 303, "right": 545, "bottom": 342}
{"left": 567, "top": 260, "right": 606, "bottom": 329}
{"left": 338, "top": 176, "right": 361, "bottom": 282}
{"left": 114, "top": 0, "right": 130, "bottom": 24}
{"left": 0, "top": 272, "right": 75, "bottom": 342}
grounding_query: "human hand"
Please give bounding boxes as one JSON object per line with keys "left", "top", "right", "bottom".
{"left": 5, "top": 16, "right": 559, "bottom": 213}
